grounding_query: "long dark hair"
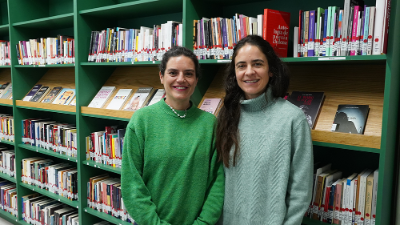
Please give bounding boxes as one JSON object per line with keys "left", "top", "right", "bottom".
{"left": 216, "top": 35, "right": 290, "bottom": 167}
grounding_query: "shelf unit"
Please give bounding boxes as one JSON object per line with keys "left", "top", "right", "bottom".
{"left": 0, "top": 0, "right": 396, "bottom": 225}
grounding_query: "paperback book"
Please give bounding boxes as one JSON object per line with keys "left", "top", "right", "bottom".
{"left": 0, "top": 85, "right": 12, "bottom": 99}
{"left": 106, "top": 89, "right": 133, "bottom": 110}
{"left": 88, "top": 86, "right": 116, "bottom": 108}
{"left": 0, "top": 83, "right": 10, "bottom": 98}
{"left": 22, "top": 84, "right": 42, "bottom": 101}
{"left": 288, "top": 91, "right": 325, "bottom": 129}
{"left": 331, "top": 104, "right": 369, "bottom": 134}
{"left": 41, "top": 87, "right": 63, "bottom": 103}
{"left": 146, "top": 89, "right": 166, "bottom": 106}
{"left": 199, "top": 98, "right": 222, "bottom": 115}
{"left": 30, "top": 86, "right": 50, "bottom": 102}
{"left": 123, "top": 87, "right": 155, "bottom": 111}
{"left": 52, "top": 88, "right": 76, "bottom": 105}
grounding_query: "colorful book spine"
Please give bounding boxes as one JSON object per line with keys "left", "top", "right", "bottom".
{"left": 308, "top": 10, "right": 315, "bottom": 56}
{"left": 362, "top": 7, "right": 370, "bottom": 55}
{"left": 350, "top": 6, "right": 360, "bottom": 55}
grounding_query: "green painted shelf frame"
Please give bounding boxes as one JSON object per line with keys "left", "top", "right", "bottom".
{"left": 0, "top": 0, "right": 397, "bottom": 225}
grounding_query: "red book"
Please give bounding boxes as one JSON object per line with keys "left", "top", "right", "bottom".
{"left": 382, "top": 0, "right": 391, "bottom": 54}
{"left": 323, "top": 186, "right": 331, "bottom": 222}
{"left": 263, "top": 9, "right": 291, "bottom": 57}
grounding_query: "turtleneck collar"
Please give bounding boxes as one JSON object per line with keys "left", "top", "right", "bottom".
{"left": 160, "top": 98, "right": 198, "bottom": 119}
{"left": 240, "top": 87, "right": 275, "bottom": 112}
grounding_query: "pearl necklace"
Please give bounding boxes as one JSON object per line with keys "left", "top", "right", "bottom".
{"left": 166, "top": 102, "right": 187, "bottom": 119}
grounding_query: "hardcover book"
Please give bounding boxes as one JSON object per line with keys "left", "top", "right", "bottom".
{"left": 30, "top": 86, "right": 50, "bottom": 102}
{"left": 331, "top": 105, "right": 369, "bottom": 134}
{"left": 262, "top": 9, "right": 291, "bottom": 57}
{"left": 42, "top": 87, "right": 63, "bottom": 103}
{"left": 88, "top": 86, "right": 116, "bottom": 108}
{"left": 287, "top": 91, "right": 325, "bottom": 129}
{"left": 106, "top": 89, "right": 133, "bottom": 110}
{"left": 23, "top": 84, "right": 42, "bottom": 101}
{"left": 123, "top": 87, "right": 154, "bottom": 111}
{"left": 199, "top": 98, "right": 222, "bottom": 115}
{"left": 52, "top": 88, "right": 76, "bottom": 105}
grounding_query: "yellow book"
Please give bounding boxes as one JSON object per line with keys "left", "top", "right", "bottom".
{"left": 112, "top": 135, "right": 117, "bottom": 167}
{"left": 135, "top": 36, "right": 139, "bottom": 62}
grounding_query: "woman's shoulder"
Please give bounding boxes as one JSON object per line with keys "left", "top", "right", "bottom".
{"left": 273, "top": 98, "right": 308, "bottom": 122}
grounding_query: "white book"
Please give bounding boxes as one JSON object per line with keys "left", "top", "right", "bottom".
{"left": 257, "top": 14, "right": 263, "bottom": 37}
{"left": 373, "top": 0, "right": 387, "bottom": 54}
{"left": 358, "top": 170, "right": 373, "bottom": 224}
{"left": 147, "top": 89, "right": 166, "bottom": 106}
{"left": 344, "top": 173, "right": 357, "bottom": 225}
{"left": 106, "top": 89, "right": 133, "bottom": 110}
{"left": 294, "top": 27, "right": 299, "bottom": 57}
{"left": 371, "top": 169, "right": 379, "bottom": 225}
{"left": 88, "top": 86, "right": 116, "bottom": 108}
{"left": 367, "top": 7, "right": 376, "bottom": 55}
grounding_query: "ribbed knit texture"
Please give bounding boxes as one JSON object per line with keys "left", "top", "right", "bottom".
{"left": 121, "top": 99, "right": 224, "bottom": 225}
{"left": 221, "top": 88, "right": 313, "bottom": 225}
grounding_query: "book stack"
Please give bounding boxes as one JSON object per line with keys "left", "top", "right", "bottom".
{"left": 0, "top": 179, "right": 17, "bottom": 217}
{"left": 87, "top": 22, "right": 183, "bottom": 63}
{"left": 16, "top": 36, "right": 75, "bottom": 65}
{"left": 21, "top": 158, "right": 78, "bottom": 201}
{"left": 21, "top": 119, "right": 77, "bottom": 158}
{"left": 0, "top": 148, "right": 15, "bottom": 177}
{"left": 294, "top": 0, "right": 391, "bottom": 57}
{"left": 0, "top": 41, "right": 10, "bottom": 66}
{"left": 0, "top": 114, "right": 14, "bottom": 142}
{"left": 194, "top": 9, "right": 290, "bottom": 59}
{"left": 87, "top": 86, "right": 165, "bottom": 111}
{"left": 22, "top": 194, "right": 78, "bottom": 225}
{"left": 87, "top": 175, "right": 134, "bottom": 224}
{"left": 86, "top": 127, "right": 126, "bottom": 168}
{"left": 307, "top": 163, "right": 379, "bottom": 225}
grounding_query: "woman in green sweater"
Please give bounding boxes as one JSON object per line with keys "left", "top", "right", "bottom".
{"left": 216, "top": 35, "right": 313, "bottom": 224}
{"left": 121, "top": 46, "right": 224, "bottom": 225}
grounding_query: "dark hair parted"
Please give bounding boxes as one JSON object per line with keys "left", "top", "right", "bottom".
{"left": 216, "top": 35, "right": 290, "bottom": 167}
{"left": 159, "top": 46, "right": 201, "bottom": 78}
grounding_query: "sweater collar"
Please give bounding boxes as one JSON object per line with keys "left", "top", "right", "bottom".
{"left": 160, "top": 98, "right": 197, "bottom": 119}
{"left": 240, "top": 87, "right": 275, "bottom": 112}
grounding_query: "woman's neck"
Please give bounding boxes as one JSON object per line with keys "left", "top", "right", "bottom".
{"left": 165, "top": 98, "right": 191, "bottom": 110}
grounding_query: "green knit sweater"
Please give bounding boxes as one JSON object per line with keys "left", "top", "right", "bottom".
{"left": 221, "top": 88, "right": 313, "bottom": 225}
{"left": 121, "top": 99, "right": 224, "bottom": 225}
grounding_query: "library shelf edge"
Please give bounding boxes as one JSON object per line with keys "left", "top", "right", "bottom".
{"left": 12, "top": 13, "right": 74, "bottom": 29}
{"left": 0, "top": 209, "right": 18, "bottom": 224}
{"left": 0, "top": 99, "right": 12, "bottom": 106}
{"left": 19, "top": 183, "right": 79, "bottom": 209}
{"left": 0, "top": 172, "right": 16, "bottom": 183}
{"left": 14, "top": 64, "right": 75, "bottom": 68}
{"left": 0, "top": 139, "right": 14, "bottom": 146}
{"left": 84, "top": 207, "right": 133, "bottom": 225}
{"left": 18, "top": 144, "right": 78, "bottom": 163}
{"left": 80, "top": 62, "right": 160, "bottom": 67}
{"left": 83, "top": 160, "right": 121, "bottom": 175}
{"left": 15, "top": 100, "right": 76, "bottom": 115}
{"left": 81, "top": 107, "right": 133, "bottom": 122}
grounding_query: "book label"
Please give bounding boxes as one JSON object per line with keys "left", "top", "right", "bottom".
{"left": 318, "top": 57, "right": 346, "bottom": 61}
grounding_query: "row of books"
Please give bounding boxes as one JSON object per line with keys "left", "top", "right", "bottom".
{"left": 0, "top": 179, "right": 17, "bottom": 218}
{"left": 16, "top": 36, "right": 75, "bottom": 65}
{"left": 193, "top": 9, "right": 290, "bottom": 59}
{"left": 23, "top": 85, "right": 76, "bottom": 106}
{"left": 0, "top": 147, "right": 15, "bottom": 177}
{"left": 0, "top": 114, "right": 14, "bottom": 142}
{"left": 0, "top": 41, "right": 10, "bottom": 66}
{"left": 85, "top": 126, "right": 126, "bottom": 168}
{"left": 22, "top": 194, "right": 79, "bottom": 225}
{"left": 287, "top": 91, "right": 369, "bottom": 134}
{"left": 88, "top": 175, "right": 135, "bottom": 224}
{"left": 294, "top": 0, "right": 390, "bottom": 57}
{"left": 0, "top": 82, "right": 12, "bottom": 100}
{"left": 22, "top": 119, "right": 77, "bottom": 158}
{"left": 21, "top": 157, "right": 78, "bottom": 201}
{"left": 88, "top": 21, "right": 183, "bottom": 63}
{"left": 88, "top": 86, "right": 165, "bottom": 111}
{"left": 307, "top": 163, "right": 378, "bottom": 225}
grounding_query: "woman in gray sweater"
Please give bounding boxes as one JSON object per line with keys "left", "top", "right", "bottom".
{"left": 216, "top": 35, "right": 313, "bottom": 225}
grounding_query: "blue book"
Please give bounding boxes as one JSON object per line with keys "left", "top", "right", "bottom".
{"left": 308, "top": 10, "right": 315, "bottom": 56}
{"left": 322, "top": 9, "right": 329, "bottom": 56}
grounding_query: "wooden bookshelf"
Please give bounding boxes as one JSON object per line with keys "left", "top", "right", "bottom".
{"left": 16, "top": 100, "right": 76, "bottom": 114}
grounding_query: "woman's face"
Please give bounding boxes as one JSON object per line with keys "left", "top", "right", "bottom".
{"left": 234, "top": 44, "right": 272, "bottom": 100}
{"left": 159, "top": 56, "right": 198, "bottom": 107}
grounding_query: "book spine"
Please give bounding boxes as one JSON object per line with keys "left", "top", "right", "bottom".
{"left": 362, "top": 7, "right": 370, "bottom": 55}
{"left": 308, "top": 10, "right": 315, "bottom": 56}
{"left": 373, "top": 0, "right": 386, "bottom": 54}
{"left": 382, "top": 0, "right": 391, "bottom": 54}
{"left": 350, "top": 6, "right": 360, "bottom": 55}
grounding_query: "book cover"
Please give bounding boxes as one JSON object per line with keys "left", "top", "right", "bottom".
{"left": 88, "top": 86, "right": 116, "bottom": 108}
{"left": 123, "top": 87, "right": 154, "bottom": 111}
{"left": 69, "top": 97, "right": 76, "bottom": 106}
{"left": 106, "top": 89, "right": 133, "bottom": 110}
{"left": 263, "top": 9, "right": 290, "bottom": 57}
{"left": 331, "top": 105, "right": 369, "bottom": 134}
{"left": 0, "top": 85, "right": 12, "bottom": 99}
{"left": 52, "top": 88, "right": 76, "bottom": 105}
{"left": 0, "top": 82, "right": 10, "bottom": 98}
{"left": 287, "top": 91, "right": 325, "bottom": 129}
{"left": 199, "top": 98, "right": 222, "bottom": 115}
{"left": 30, "top": 86, "right": 50, "bottom": 102}
{"left": 146, "top": 89, "right": 166, "bottom": 106}
{"left": 23, "top": 84, "right": 42, "bottom": 101}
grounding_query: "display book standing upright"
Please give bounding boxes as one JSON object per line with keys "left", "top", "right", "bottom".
{"left": 0, "top": 0, "right": 398, "bottom": 225}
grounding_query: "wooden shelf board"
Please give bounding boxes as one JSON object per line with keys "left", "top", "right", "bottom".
{"left": 311, "top": 130, "right": 381, "bottom": 150}
{"left": 0, "top": 209, "right": 18, "bottom": 224}
{"left": 84, "top": 207, "right": 132, "bottom": 225}
{"left": 15, "top": 64, "right": 74, "bottom": 68}
{"left": 0, "top": 172, "right": 16, "bottom": 183}
{"left": 0, "top": 99, "right": 12, "bottom": 106}
{"left": 20, "top": 183, "right": 79, "bottom": 208}
{"left": 18, "top": 144, "right": 78, "bottom": 163}
{"left": 12, "top": 13, "right": 74, "bottom": 29}
{"left": 80, "top": 61, "right": 160, "bottom": 66}
{"left": 81, "top": 107, "right": 133, "bottom": 121}
{"left": 0, "top": 139, "right": 14, "bottom": 146}
{"left": 83, "top": 160, "right": 121, "bottom": 175}
{"left": 16, "top": 100, "right": 76, "bottom": 115}
{"left": 79, "top": 0, "right": 182, "bottom": 19}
